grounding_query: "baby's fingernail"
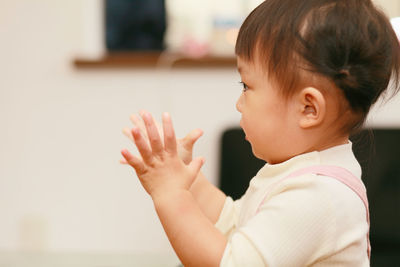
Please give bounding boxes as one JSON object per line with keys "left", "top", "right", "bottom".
{"left": 140, "top": 110, "right": 148, "bottom": 117}
{"left": 163, "top": 112, "right": 170, "bottom": 119}
{"left": 144, "top": 115, "right": 153, "bottom": 125}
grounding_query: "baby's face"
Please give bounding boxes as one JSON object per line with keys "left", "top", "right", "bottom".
{"left": 236, "top": 57, "right": 299, "bottom": 164}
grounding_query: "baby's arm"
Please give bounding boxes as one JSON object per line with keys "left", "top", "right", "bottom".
{"left": 121, "top": 112, "right": 227, "bottom": 266}
{"left": 190, "top": 172, "right": 227, "bottom": 224}
{"left": 153, "top": 183, "right": 227, "bottom": 267}
{"left": 122, "top": 112, "right": 226, "bottom": 224}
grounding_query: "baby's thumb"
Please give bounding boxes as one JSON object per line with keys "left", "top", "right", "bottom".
{"left": 188, "top": 157, "right": 205, "bottom": 177}
{"left": 182, "top": 129, "right": 203, "bottom": 150}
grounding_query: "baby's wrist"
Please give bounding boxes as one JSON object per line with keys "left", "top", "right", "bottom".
{"left": 151, "top": 188, "right": 192, "bottom": 207}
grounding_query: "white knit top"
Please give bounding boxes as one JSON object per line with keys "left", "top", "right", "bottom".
{"left": 215, "top": 142, "right": 369, "bottom": 266}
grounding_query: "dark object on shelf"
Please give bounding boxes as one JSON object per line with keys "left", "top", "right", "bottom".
{"left": 105, "top": 0, "right": 166, "bottom": 51}
{"left": 218, "top": 128, "right": 400, "bottom": 266}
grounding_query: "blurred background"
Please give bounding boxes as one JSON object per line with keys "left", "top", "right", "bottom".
{"left": 0, "top": 0, "right": 399, "bottom": 266}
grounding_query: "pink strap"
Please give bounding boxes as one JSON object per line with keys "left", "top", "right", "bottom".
{"left": 255, "top": 165, "right": 371, "bottom": 259}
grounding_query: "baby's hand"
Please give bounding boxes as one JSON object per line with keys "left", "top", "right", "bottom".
{"left": 121, "top": 111, "right": 203, "bottom": 165}
{"left": 121, "top": 112, "right": 204, "bottom": 198}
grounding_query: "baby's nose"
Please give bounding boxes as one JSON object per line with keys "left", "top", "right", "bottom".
{"left": 236, "top": 97, "right": 242, "bottom": 113}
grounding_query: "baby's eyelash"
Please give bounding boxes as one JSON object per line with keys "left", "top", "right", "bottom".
{"left": 239, "top": 81, "right": 248, "bottom": 92}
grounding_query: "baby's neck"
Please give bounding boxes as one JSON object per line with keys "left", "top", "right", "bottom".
{"left": 307, "top": 136, "right": 350, "bottom": 154}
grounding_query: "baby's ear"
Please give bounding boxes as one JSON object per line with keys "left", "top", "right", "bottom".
{"left": 297, "top": 87, "right": 326, "bottom": 129}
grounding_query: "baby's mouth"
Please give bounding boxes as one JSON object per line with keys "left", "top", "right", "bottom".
{"left": 239, "top": 122, "right": 248, "bottom": 140}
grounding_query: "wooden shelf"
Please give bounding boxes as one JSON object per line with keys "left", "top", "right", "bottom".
{"left": 73, "top": 52, "right": 237, "bottom": 69}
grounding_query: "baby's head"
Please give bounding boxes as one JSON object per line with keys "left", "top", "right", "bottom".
{"left": 235, "top": 0, "right": 400, "bottom": 163}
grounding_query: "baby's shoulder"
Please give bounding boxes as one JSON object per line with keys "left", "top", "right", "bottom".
{"left": 266, "top": 172, "right": 366, "bottom": 218}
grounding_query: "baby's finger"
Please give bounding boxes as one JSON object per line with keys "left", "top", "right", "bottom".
{"left": 154, "top": 119, "right": 164, "bottom": 140}
{"left": 139, "top": 110, "right": 165, "bottom": 142}
{"left": 142, "top": 111, "right": 164, "bottom": 157}
{"left": 162, "top": 112, "right": 177, "bottom": 154}
{"left": 132, "top": 127, "right": 154, "bottom": 165}
{"left": 121, "top": 149, "right": 146, "bottom": 174}
{"left": 188, "top": 157, "right": 205, "bottom": 179}
{"left": 120, "top": 153, "right": 143, "bottom": 164}
{"left": 182, "top": 129, "right": 203, "bottom": 151}
{"left": 130, "top": 114, "right": 148, "bottom": 138}
{"left": 122, "top": 127, "right": 134, "bottom": 141}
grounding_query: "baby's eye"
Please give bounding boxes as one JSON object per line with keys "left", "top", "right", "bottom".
{"left": 239, "top": 81, "right": 248, "bottom": 92}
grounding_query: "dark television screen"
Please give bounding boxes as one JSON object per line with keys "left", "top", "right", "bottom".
{"left": 105, "top": 0, "right": 166, "bottom": 51}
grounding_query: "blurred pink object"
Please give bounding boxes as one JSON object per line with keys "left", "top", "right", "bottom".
{"left": 181, "top": 37, "right": 210, "bottom": 58}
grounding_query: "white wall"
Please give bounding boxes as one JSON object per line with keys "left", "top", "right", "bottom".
{"left": 374, "top": 0, "right": 400, "bottom": 18}
{"left": 0, "top": 0, "right": 241, "bottom": 257}
{"left": 0, "top": 0, "right": 399, "bottom": 260}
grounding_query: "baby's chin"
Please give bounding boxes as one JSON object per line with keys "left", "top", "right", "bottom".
{"left": 250, "top": 146, "right": 268, "bottom": 162}
{"left": 248, "top": 139, "right": 289, "bottom": 164}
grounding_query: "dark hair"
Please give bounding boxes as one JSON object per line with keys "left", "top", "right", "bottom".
{"left": 236, "top": 0, "right": 400, "bottom": 133}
